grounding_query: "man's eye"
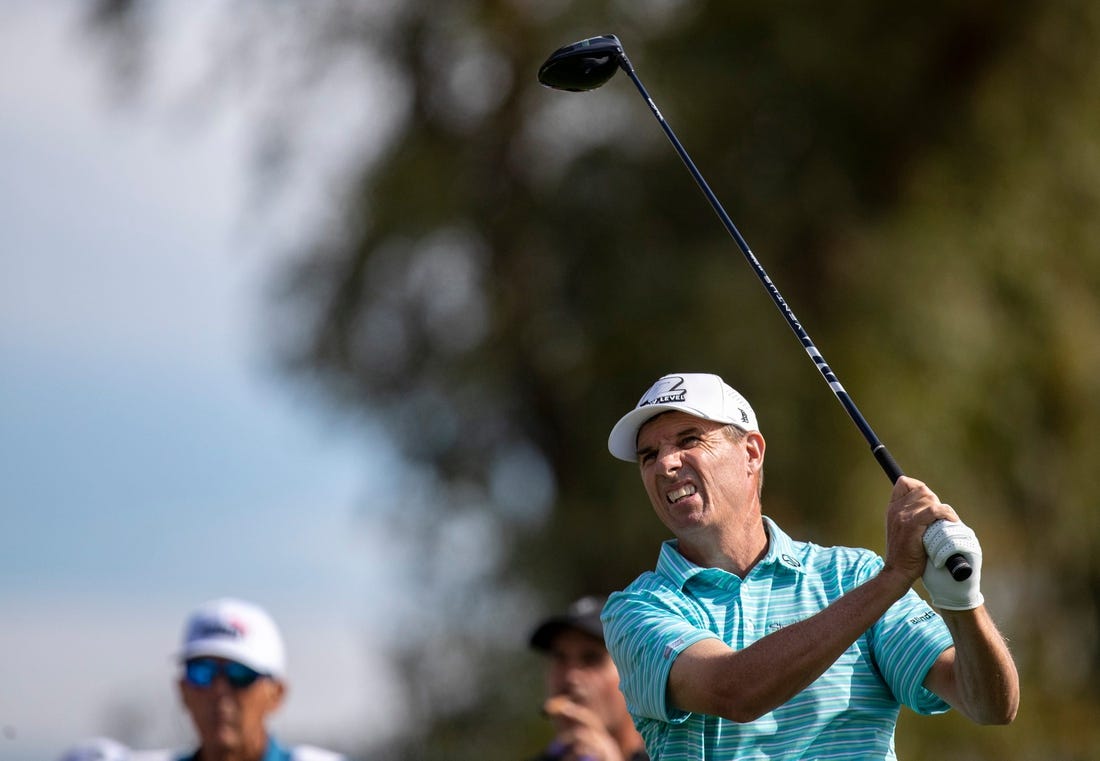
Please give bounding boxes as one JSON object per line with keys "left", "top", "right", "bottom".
{"left": 639, "top": 452, "right": 655, "bottom": 465}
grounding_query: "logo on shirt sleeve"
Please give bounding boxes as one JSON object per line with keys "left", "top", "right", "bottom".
{"left": 663, "top": 635, "right": 687, "bottom": 660}
{"left": 908, "top": 610, "right": 939, "bottom": 626}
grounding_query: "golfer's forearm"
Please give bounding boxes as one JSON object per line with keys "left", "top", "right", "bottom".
{"left": 940, "top": 608, "right": 1020, "bottom": 724}
{"left": 689, "top": 568, "right": 912, "bottom": 721}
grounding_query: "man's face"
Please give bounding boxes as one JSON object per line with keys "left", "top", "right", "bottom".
{"left": 545, "top": 628, "right": 630, "bottom": 733}
{"left": 178, "top": 657, "right": 284, "bottom": 757}
{"left": 635, "top": 411, "right": 763, "bottom": 541}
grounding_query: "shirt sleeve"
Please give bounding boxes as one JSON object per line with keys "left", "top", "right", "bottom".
{"left": 867, "top": 563, "right": 954, "bottom": 715}
{"left": 602, "top": 585, "right": 719, "bottom": 722}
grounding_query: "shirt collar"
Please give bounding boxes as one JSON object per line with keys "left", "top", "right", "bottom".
{"left": 184, "top": 737, "right": 289, "bottom": 761}
{"left": 656, "top": 515, "right": 806, "bottom": 589}
{"left": 261, "top": 735, "right": 293, "bottom": 761}
{"left": 759, "top": 515, "right": 807, "bottom": 574}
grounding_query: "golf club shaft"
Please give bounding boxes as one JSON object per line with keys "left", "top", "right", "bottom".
{"left": 613, "top": 52, "right": 971, "bottom": 581}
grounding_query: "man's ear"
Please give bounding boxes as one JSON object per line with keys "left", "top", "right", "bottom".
{"left": 265, "top": 678, "right": 287, "bottom": 713}
{"left": 745, "top": 431, "right": 765, "bottom": 471}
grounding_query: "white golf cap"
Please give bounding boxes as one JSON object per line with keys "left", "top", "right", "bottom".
{"left": 58, "top": 738, "right": 131, "bottom": 761}
{"left": 179, "top": 597, "right": 286, "bottom": 678}
{"left": 608, "top": 373, "right": 758, "bottom": 461}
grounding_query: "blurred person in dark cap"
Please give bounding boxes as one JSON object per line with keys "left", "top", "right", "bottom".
{"left": 173, "top": 597, "right": 349, "bottom": 761}
{"left": 528, "top": 596, "right": 648, "bottom": 761}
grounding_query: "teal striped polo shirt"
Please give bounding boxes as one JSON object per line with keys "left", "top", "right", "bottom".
{"left": 602, "top": 517, "right": 952, "bottom": 760}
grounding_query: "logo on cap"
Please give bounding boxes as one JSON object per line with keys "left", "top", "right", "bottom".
{"left": 640, "top": 376, "right": 686, "bottom": 407}
{"left": 194, "top": 617, "right": 247, "bottom": 640}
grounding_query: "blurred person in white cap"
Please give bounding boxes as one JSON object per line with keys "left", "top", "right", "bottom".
{"left": 527, "top": 596, "right": 648, "bottom": 761}
{"left": 601, "top": 373, "right": 1019, "bottom": 760}
{"left": 58, "top": 738, "right": 132, "bottom": 761}
{"left": 58, "top": 738, "right": 170, "bottom": 761}
{"left": 174, "top": 598, "right": 348, "bottom": 761}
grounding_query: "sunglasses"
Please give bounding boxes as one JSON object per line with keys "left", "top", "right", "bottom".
{"left": 184, "top": 658, "right": 267, "bottom": 689}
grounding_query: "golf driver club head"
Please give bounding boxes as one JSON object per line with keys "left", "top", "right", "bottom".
{"left": 537, "top": 34, "right": 624, "bottom": 91}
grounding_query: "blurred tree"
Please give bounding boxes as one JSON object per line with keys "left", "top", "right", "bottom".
{"left": 89, "top": 0, "right": 1100, "bottom": 758}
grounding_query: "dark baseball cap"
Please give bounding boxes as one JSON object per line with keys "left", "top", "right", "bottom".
{"left": 528, "top": 595, "right": 607, "bottom": 651}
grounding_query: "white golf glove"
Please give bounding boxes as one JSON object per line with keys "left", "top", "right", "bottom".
{"left": 922, "top": 519, "right": 984, "bottom": 610}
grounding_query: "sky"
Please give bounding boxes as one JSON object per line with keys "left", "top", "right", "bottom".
{"left": 0, "top": 3, "right": 406, "bottom": 758}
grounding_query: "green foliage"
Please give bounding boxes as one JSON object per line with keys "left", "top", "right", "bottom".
{"left": 280, "top": 1, "right": 1100, "bottom": 757}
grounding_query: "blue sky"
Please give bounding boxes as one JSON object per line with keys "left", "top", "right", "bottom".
{"left": 0, "top": 3, "right": 405, "bottom": 757}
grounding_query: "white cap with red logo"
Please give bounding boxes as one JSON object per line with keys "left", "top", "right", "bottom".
{"left": 179, "top": 597, "right": 286, "bottom": 678}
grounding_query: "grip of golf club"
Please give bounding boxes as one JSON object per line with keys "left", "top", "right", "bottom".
{"left": 873, "top": 445, "right": 972, "bottom": 582}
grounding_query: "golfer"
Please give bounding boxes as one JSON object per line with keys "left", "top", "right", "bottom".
{"left": 601, "top": 373, "right": 1019, "bottom": 759}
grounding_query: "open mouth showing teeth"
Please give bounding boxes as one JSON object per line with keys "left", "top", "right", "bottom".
{"left": 667, "top": 484, "right": 696, "bottom": 503}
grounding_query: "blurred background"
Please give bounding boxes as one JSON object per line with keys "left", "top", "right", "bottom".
{"left": 2, "top": 0, "right": 1099, "bottom": 759}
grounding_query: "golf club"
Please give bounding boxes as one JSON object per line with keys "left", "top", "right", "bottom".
{"left": 538, "top": 34, "right": 971, "bottom": 582}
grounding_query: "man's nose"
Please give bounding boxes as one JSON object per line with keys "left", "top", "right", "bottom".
{"left": 656, "top": 446, "right": 682, "bottom": 474}
{"left": 208, "top": 674, "right": 235, "bottom": 696}
{"left": 559, "top": 661, "right": 587, "bottom": 686}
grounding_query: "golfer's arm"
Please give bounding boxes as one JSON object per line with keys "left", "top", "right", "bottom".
{"left": 668, "top": 567, "right": 912, "bottom": 722}
{"left": 922, "top": 607, "right": 1019, "bottom": 724}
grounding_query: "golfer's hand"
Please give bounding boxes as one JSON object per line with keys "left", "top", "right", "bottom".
{"left": 543, "top": 695, "right": 627, "bottom": 761}
{"left": 922, "top": 519, "right": 984, "bottom": 610}
{"left": 884, "top": 477, "right": 957, "bottom": 584}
